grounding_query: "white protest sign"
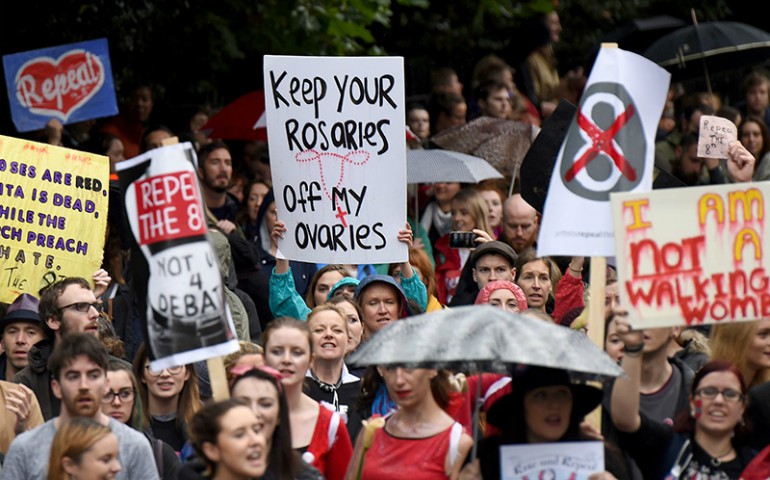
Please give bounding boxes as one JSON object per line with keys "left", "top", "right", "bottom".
{"left": 500, "top": 441, "right": 604, "bottom": 480}
{"left": 263, "top": 56, "right": 407, "bottom": 265}
{"left": 611, "top": 183, "right": 769, "bottom": 329}
{"left": 698, "top": 115, "right": 737, "bottom": 159}
{"left": 537, "top": 46, "right": 670, "bottom": 257}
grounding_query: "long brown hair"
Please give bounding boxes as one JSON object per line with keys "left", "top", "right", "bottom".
{"left": 305, "top": 264, "right": 351, "bottom": 308}
{"left": 710, "top": 321, "right": 770, "bottom": 388}
{"left": 133, "top": 342, "right": 201, "bottom": 433}
{"left": 48, "top": 418, "right": 114, "bottom": 480}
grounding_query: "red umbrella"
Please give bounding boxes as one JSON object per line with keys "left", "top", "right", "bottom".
{"left": 203, "top": 90, "right": 267, "bottom": 141}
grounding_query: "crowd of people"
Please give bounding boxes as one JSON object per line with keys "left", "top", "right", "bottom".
{"left": 3, "top": 6, "right": 770, "bottom": 478}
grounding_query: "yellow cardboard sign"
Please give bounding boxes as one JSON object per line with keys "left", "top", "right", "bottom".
{"left": 0, "top": 135, "right": 108, "bottom": 302}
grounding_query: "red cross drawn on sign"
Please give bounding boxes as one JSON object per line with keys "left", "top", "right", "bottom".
{"left": 335, "top": 206, "right": 349, "bottom": 228}
{"left": 564, "top": 103, "right": 637, "bottom": 182}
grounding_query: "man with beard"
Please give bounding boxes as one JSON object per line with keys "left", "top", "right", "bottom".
{"left": 198, "top": 140, "right": 239, "bottom": 232}
{"left": 13, "top": 277, "right": 103, "bottom": 420}
{"left": 671, "top": 132, "right": 726, "bottom": 186}
{"left": 501, "top": 194, "right": 540, "bottom": 254}
{"left": 3, "top": 333, "right": 158, "bottom": 479}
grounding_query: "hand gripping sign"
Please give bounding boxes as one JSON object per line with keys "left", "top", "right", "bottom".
{"left": 117, "top": 143, "right": 238, "bottom": 370}
{"left": 537, "top": 47, "right": 671, "bottom": 257}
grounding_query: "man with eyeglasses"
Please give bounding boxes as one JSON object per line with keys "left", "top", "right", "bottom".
{"left": 501, "top": 194, "right": 540, "bottom": 254}
{"left": 4, "top": 333, "right": 159, "bottom": 479}
{"left": 12, "top": 277, "right": 105, "bottom": 420}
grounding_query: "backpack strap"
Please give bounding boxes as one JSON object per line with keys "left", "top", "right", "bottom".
{"left": 449, "top": 422, "right": 463, "bottom": 467}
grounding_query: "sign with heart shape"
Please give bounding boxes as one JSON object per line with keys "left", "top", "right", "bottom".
{"left": 3, "top": 38, "right": 118, "bottom": 133}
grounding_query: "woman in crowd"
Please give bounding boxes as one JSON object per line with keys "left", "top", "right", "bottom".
{"left": 103, "top": 358, "right": 179, "bottom": 479}
{"left": 306, "top": 304, "right": 364, "bottom": 441}
{"left": 48, "top": 418, "right": 121, "bottom": 480}
{"left": 249, "top": 188, "right": 317, "bottom": 327}
{"left": 465, "top": 365, "right": 629, "bottom": 479}
{"left": 406, "top": 101, "right": 431, "bottom": 145}
{"left": 347, "top": 366, "right": 473, "bottom": 480}
{"left": 133, "top": 343, "right": 202, "bottom": 453}
{"left": 474, "top": 182, "right": 506, "bottom": 239}
{"left": 474, "top": 280, "right": 528, "bottom": 313}
{"left": 230, "top": 367, "right": 324, "bottom": 480}
{"left": 188, "top": 399, "right": 268, "bottom": 480}
{"left": 513, "top": 248, "right": 558, "bottom": 315}
{"left": 611, "top": 312, "right": 756, "bottom": 479}
{"left": 262, "top": 317, "right": 353, "bottom": 480}
{"left": 737, "top": 114, "right": 770, "bottom": 181}
{"left": 433, "top": 187, "right": 494, "bottom": 305}
{"left": 223, "top": 341, "right": 264, "bottom": 385}
{"left": 420, "top": 182, "right": 463, "bottom": 249}
{"left": 327, "top": 294, "right": 365, "bottom": 354}
{"left": 710, "top": 318, "right": 770, "bottom": 388}
{"left": 238, "top": 178, "right": 271, "bottom": 240}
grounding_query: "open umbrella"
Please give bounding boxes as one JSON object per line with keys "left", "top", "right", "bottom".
{"left": 407, "top": 149, "right": 503, "bottom": 184}
{"left": 347, "top": 304, "right": 623, "bottom": 381}
{"left": 347, "top": 305, "right": 623, "bottom": 460}
{"left": 202, "top": 90, "right": 267, "bottom": 141}
{"left": 598, "top": 15, "right": 686, "bottom": 54}
{"left": 642, "top": 21, "right": 770, "bottom": 82}
{"left": 429, "top": 116, "right": 535, "bottom": 185}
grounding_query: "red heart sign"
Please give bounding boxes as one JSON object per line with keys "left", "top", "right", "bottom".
{"left": 14, "top": 49, "right": 104, "bottom": 122}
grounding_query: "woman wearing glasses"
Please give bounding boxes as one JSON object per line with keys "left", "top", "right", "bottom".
{"left": 133, "top": 342, "right": 202, "bottom": 454}
{"left": 611, "top": 313, "right": 756, "bottom": 479}
{"left": 102, "top": 358, "right": 180, "bottom": 479}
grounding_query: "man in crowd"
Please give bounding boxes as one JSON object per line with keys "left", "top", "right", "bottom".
{"left": 198, "top": 140, "right": 239, "bottom": 232}
{"left": 3, "top": 333, "right": 159, "bottom": 479}
{"left": 0, "top": 293, "right": 44, "bottom": 381}
{"left": 13, "top": 277, "right": 103, "bottom": 420}
{"left": 475, "top": 80, "right": 512, "bottom": 120}
{"left": 502, "top": 194, "right": 540, "bottom": 253}
{"left": 449, "top": 241, "right": 517, "bottom": 307}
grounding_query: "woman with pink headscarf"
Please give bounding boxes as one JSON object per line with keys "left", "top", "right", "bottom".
{"left": 474, "top": 280, "right": 528, "bottom": 313}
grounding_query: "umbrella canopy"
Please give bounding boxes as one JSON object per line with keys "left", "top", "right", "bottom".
{"left": 347, "top": 305, "right": 624, "bottom": 381}
{"left": 643, "top": 21, "right": 770, "bottom": 81}
{"left": 203, "top": 90, "right": 267, "bottom": 141}
{"left": 599, "top": 15, "right": 686, "bottom": 54}
{"left": 429, "top": 116, "right": 535, "bottom": 182}
{"left": 407, "top": 149, "right": 504, "bottom": 184}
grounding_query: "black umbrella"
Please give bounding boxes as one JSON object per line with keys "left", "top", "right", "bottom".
{"left": 599, "top": 15, "right": 686, "bottom": 54}
{"left": 643, "top": 21, "right": 770, "bottom": 82}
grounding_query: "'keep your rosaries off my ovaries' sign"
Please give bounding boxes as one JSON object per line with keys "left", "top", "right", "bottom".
{"left": 611, "top": 182, "right": 770, "bottom": 329}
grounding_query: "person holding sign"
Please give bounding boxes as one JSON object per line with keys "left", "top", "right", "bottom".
{"left": 610, "top": 312, "right": 756, "bottom": 479}
{"left": 463, "top": 365, "right": 629, "bottom": 480}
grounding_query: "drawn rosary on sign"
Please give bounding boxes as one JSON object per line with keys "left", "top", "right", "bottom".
{"left": 295, "top": 149, "right": 370, "bottom": 227}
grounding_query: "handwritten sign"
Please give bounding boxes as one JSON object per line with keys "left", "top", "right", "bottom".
{"left": 3, "top": 38, "right": 118, "bottom": 133}
{"left": 611, "top": 183, "right": 769, "bottom": 328}
{"left": 500, "top": 441, "right": 604, "bottom": 480}
{"left": 263, "top": 55, "right": 407, "bottom": 265}
{"left": 537, "top": 47, "right": 670, "bottom": 256}
{"left": 0, "top": 135, "right": 108, "bottom": 302}
{"left": 698, "top": 115, "right": 737, "bottom": 159}
{"left": 117, "top": 143, "right": 238, "bottom": 370}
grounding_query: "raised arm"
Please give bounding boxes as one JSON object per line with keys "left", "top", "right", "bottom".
{"left": 609, "top": 308, "right": 644, "bottom": 433}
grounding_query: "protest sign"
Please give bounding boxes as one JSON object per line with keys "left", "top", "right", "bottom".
{"left": 698, "top": 115, "right": 737, "bottom": 159}
{"left": 0, "top": 135, "right": 108, "bottom": 303}
{"left": 117, "top": 143, "right": 238, "bottom": 370}
{"left": 499, "top": 441, "right": 604, "bottom": 480}
{"left": 263, "top": 55, "right": 407, "bottom": 265}
{"left": 611, "top": 183, "right": 770, "bottom": 328}
{"left": 537, "top": 46, "right": 670, "bottom": 257}
{"left": 3, "top": 38, "right": 118, "bottom": 133}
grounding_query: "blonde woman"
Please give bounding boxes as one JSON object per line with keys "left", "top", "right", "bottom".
{"left": 48, "top": 418, "right": 121, "bottom": 480}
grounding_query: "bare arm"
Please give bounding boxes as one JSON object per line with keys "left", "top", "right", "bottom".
{"left": 272, "top": 221, "right": 289, "bottom": 274}
{"left": 609, "top": 309, "right": 644, "bottom": 433}
{"left": 397, "top": 222, "right": 414, "bottom": 279}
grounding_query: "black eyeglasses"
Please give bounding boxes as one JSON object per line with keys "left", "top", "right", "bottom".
{"left": 145, "top": 365, "right": 184, "bottom": 377}
{"left": 102, "top": 388, "right": 135, "bottom": 404}
{"left": 58, "top": 302, "right": 103, "bottom": 313}
{"left": 695, "top": 386, "right": 744, "bottom": 403}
